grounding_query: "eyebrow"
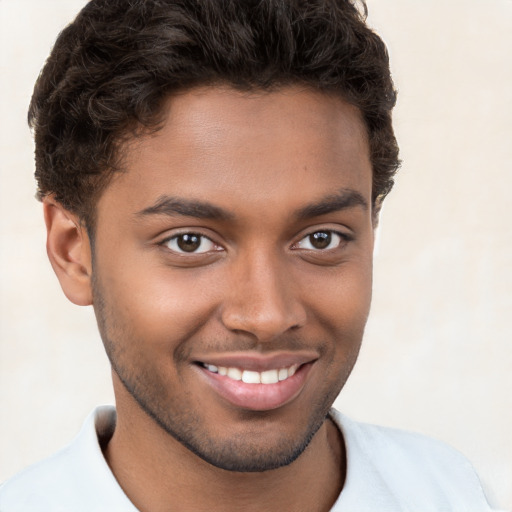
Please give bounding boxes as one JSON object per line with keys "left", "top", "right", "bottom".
{"left": 136, "top": 188, "right": 368, "bottom": 222}
{"left": 136, "top": 196, "right": 234, "bottom": 221}
{"left": 294, "top": 189, "right": 368, "bottom": 219}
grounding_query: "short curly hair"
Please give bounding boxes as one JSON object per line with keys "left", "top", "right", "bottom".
{"left": 29, "top": 0, "right": 400, "bottom": 227}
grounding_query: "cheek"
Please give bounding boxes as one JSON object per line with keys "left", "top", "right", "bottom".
{"left": 298, "top": 258, "right": 372, "bottom": 377}
{"left": 301, "top": 258, "right": 373, "bottom": 329}
{"left": 315, "top": 265, "right": 372, "bottom": 373}
{"left": 94, "top": 247, "right": 223, "bottom": 353}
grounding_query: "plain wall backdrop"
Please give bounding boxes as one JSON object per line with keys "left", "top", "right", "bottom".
{"left": 0, "top": 1, "right": 511, "bottom": 509}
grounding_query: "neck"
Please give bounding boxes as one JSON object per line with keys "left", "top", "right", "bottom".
{"left": 105, "top": 382, "right": 345, "bottom": 512}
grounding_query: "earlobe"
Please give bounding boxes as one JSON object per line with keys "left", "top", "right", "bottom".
{"left": 43, "top": 197, "right": 93, "bottom": 306}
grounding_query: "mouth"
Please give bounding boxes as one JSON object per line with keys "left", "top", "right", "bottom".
{"left": 194, "top": 355, "right": 315, "bottom": 411}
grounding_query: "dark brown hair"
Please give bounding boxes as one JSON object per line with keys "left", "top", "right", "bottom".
{"left": 29, "top": 0, "right": 400, "bottom": 227}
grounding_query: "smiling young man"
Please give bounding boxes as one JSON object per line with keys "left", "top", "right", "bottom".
{"left": 0, "top": 1, "right": 494, "bottom": 511}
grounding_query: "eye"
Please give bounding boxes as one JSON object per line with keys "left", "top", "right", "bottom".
{"left": 164, "top": 233, "right": 218, "bottom": 254}
{"left": 295, "top": 230, "right": 347, "bottom": 251}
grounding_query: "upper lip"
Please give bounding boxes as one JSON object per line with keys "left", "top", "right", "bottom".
{"left": 193, "top": 351, "right": 318, "bottom": 372}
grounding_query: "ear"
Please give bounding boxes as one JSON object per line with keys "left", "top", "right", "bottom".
{"left": 43, "top": 197, "right": 93, "bottom": 306}
{"left": 371, "top": 198, "right": 383, "bottom": 257}
{"left": 371, "top": 195, "right": 383, "bottom": 229}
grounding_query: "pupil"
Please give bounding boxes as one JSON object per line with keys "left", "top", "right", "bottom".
{"left": 177, "top": 234, "right": 201, "bottom": 252}
{"left": 310, "top": 231, "right": 331, "bottom": 249}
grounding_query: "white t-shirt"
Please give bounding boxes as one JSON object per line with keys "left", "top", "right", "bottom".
{"left": 0, "top": 406, "right": 494, "bottom": 511}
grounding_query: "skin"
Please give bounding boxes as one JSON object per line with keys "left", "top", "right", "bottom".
{"left": 45, "top": 86, "right": 375, "bottom": 512}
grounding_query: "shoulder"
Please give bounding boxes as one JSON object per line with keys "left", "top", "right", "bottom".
{"left": 0, "top": 406, "right": 135, "bottom": 512}
{"left": 333, "top": 408, "right": 477, "bottom": 471}
{"left": 330, "top": 409, "right": 493, "bottom": 511}
{"left": 0, "top": 441, "right": 79, "bottom": 511}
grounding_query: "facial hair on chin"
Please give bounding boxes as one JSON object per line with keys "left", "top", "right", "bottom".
{"left": 92, "top": 274, "right": 347, "bottom": 473}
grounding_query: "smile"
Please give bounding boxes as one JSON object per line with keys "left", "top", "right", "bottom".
{"left": 196, "top": 358, "right": 313, "bottom": 411}
{"left": 200, "top": 363, "right": 300, "bottom": 384}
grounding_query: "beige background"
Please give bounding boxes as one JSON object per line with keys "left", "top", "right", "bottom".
{"left": 0, "top": 0, "right": 511, "bottom": 509}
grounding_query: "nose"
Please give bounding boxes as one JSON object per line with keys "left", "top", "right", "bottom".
{"left": 220, "top": 251, "right": 306, "bottom": 343}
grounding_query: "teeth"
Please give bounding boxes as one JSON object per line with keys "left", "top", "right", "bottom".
{"left": 227, "top": 367, "right": 242, "bottom": 380}
{"left": 261, "top": 369, "right": 279, "bottom": 384}
{"left": 278, "top": 368, "right": 289, "bottom": 381}
{"left": 202, "top": 363, "right": 299, "bottom": 384}
{"left": 242, "top": 370, "right": 260, "bottom": 384}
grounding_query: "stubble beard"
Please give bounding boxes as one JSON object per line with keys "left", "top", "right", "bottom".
{"left": 91, "top": 273, "right": 352, "bottom": 473}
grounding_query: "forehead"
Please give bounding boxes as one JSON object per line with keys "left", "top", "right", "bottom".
{"left": 99, "top": 86, "right": 372, "bottom": 221}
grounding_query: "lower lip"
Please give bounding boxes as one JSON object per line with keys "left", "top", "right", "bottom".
{"left": 198, "top": 364, "right": 313, "bottom": 412}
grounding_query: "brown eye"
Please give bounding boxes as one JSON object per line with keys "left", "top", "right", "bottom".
{"left": 296, "top": 230, "right": 346, "bottom": 251}
{"left": 309, "top": 231, "right": 331, "bottom": 249}
{"left": 177, "top": 234, "right": 201, "bottom": 252}
{"left": 165, "top": 233, "right": 217, "bottom": 254}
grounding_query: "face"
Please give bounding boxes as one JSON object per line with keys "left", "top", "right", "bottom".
{"left": 91, "top": 86, "right": 374, "bottom": 472}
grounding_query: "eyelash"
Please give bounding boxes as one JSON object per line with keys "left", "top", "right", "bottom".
{"left": 160, "top": 229, "right": 351, "bottom": 255}
{"left": 293, "top": 230, "right": 352, "bottom": 251}
{"left": 162, "top": 232, "right": 220, "bottom": 254}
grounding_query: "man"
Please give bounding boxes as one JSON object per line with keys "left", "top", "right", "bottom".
{"left": 0, "top": 0, "right": 494, "bottom": 510}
